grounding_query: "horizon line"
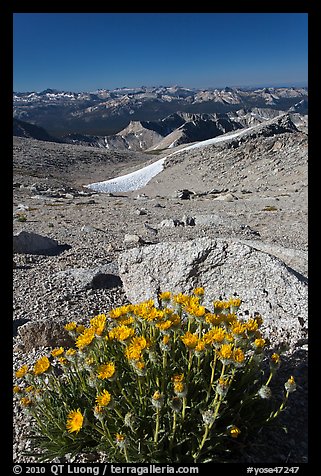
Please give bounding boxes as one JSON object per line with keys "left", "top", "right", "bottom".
{"left": 13, "top": 82, "right": 308, "bottom": 95}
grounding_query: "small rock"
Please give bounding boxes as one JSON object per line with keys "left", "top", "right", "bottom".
{"left": 174, "top": 189, "right": 194, "bottom": 200}
{"left": 213, "top": 193, "right": 237, "bottom": 202}
{"left": 124, "top": 234, "right": 145, "bottom": 246}
{"left": 181, "top": 215, "right": 196, "bottom": 227}
{"left": 136, "top": 209, "right": 147, "bottom": 216}
{"left": 18, "top": 319, "right": 74, "bottom": 351}
{"left": 135, "top": 193, "right": 149, "bottom": 200}
{"left": 13, "top": 231, "right": 63, "bottom": 255}
{"left": 208, "top": 188, "right": 229, "bottom": 194}
{"left": 159, "top": 219, "right": 183, "bottom": 228}
{"left": 144, "top": 223, "right": 158, "bottom": 235}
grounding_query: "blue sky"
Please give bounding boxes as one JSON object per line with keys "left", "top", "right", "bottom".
{"left": 13, "top": 13, "right": 308, "bottom": 92}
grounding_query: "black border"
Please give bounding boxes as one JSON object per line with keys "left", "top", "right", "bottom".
{"left": 5, "top": 1, "right": 315, "bottom": 472}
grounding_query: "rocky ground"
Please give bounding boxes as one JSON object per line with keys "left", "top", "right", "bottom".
{"left": 12, "top": 128, "right": 308, "bottom": 464}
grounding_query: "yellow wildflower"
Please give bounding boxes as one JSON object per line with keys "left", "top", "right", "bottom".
{"left": 20, "top": 397, "right": 32, "bottom": 407}
{"left": 90, "top": 313, "right": 107, "bottom": 336}
{"left": 131, "top": 359, "right": 147, "bottom": 376}
{"left": 51, "top": 347, "right": 64, "bottom": 357}
{"left": 125, "top": 344, "right": 143, "bottom": 361}
{"left": 192, "top": 305, "right": 206, "bottom": 318}
{"left": 162, "top": 335, "right": 170, "bottom": 345}
{"left": 213, "top": 300, "right": 230, "bottom": 313}
{"left": 233, "top": 348, "right": 245, "bottom": 365}
{"left": 181, "top": 331, "right": 199, "bottom": 349}
{"left": 223, "top": 313, "right": 238, "bottom": 325}
{"left": 203, "top": 327, "right": 226, "bottom": 346}
{"left": 66, "top": 409, "right": 84, "bottom": 434}
{"left": 271, "top": 353, "right": 281, "bottom": 365}
{"left": 205, "top": 313, "right": 222, "bottom": 326}
{"left": 144, "top": 307, "right": 164, "bottom": 322}
{"left": 173, "top": 382, "right": 184, "bottom": 393}
{"left": 159, "top": 291, "right": 171, "bottom": 301}
{"left": 131, "top": 336, "right": 150, "bottom": 350}
{"left": 172, "top": 374, "right": 185, "bottom": 383}
{"left": 117, "top": 315, "right": 134, "bottom": 326}
{"left": 254, "top": 338, "right": 266, "bottom": 348}
{"left": 156, "top": 320, "right": 173, "bottom": 331}
{"left": 115, "top": 433, "right": 127, "bottom": 448}
{"left": 230, "top": 322, "right": 247, "bottom": 336}
{"left": 64, "top": 322, "right": 77, "bottom": 332}
{"left": 96, "top": 389, "right": 111, "bottom": 407}
{"left": 109, "top": 325, "right": 135, "bottom": 341}
{"left": 125, "top": 335, "right": 150, "bottom": 360}
{"left": 193, "top": 287, "right": 205, "bottom": 296}
{"left": 76, "top": 327, "right": 96, "bottom": 349}
{"left": 134, "top": 360, "right": 145, "bottom": 371}
{"left": 15, "top": 364, "right": 29, "bottom": 379}
{"left": 254, "top": 314, "right": 264, "bottom": 327}
{"left": 218, "top": 343, "right": 233, "bottom": 361}
{"left": 97, "top": 362, "right": 116, "bottom": 380}
{"left": 34, "top": 356, "right": 50, "bottom": 376}
{"left": 174, "top": 381, "right": 187, "bottom": 397}
{"left": 13, "top": 385, "right": 22, "bottom": 394}
{"left": 246, "top": 319, "right": 259, "bottom": 332}
{"left": 173, "top": 293, "right": 190, "bottom": 306}
{"left": 195, "top": 339, "right": 206, "bottom": 353}
{"left": 284, "top": 376, "right": 297, "bottom": 393}
{"left": 66, "top": 348, "right": 77, "bottom": 357}
{"left": 76, "top": 324, "right": 86, "bottom": 334}
{"left": 109, "top": 307, "right": 124, "bottom": 319}
{"left": 151, "top": 390, "right": 164, "bottom": 408}
{"left": 228, "top": 425, "right": 241, "bottom": 438}
{"left": 228, "top": 298, "right": 241, "bottom": 309}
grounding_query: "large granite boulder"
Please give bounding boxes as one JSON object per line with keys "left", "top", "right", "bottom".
{"left": 118, "top": 237, "right": 308, "bottom": 350}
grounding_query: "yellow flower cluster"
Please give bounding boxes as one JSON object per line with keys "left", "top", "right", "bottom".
{"left": 14, "top": 289, "right": 295, "bottom": 464}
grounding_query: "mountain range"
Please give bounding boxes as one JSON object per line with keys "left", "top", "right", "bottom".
{"left": 13, "top": 86, "right": 308, "bottom": 152}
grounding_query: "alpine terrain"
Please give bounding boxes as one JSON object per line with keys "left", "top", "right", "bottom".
{"left": 13, "top": 85, "right": 308, "bottom": 464}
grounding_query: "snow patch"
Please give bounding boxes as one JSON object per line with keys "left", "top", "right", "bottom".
{"left": 85, "top": 122, "right": 262, "bottom": 193}
{"left": 86, "top": 157, "right": 166, "bottom": 193}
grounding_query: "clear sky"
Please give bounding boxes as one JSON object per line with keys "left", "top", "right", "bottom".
{"left": 13, "top": 13, "right": 308, "bottom": 92}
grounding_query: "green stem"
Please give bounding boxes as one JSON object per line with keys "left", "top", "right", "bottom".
{"left": 162, "top": 351, "right": 167, "bottom": 394}
{"left": 198, "top": 321, "right": 203, "bottom": 339}
{"left": 114, "top": 406, "right": 124, "bottom": 420}
{"left": 266, "top": 370, "right": 274, "bottom": 386}
{"left": 123, "top": 446, "right": 129, "bottom": 463}
{"left": 206, "top": 351, "right": 217, "bottom": 402}
{"left": 193, "top": 424, "right": 210, "bottom": 462}
{"left": 194, "top": 385, "right": 226, "bottom": 463}
{"left": 117, "top": 380, "right": 134, "bottom": 410}
{"left": 137, "top": 376, "right": 143, "bottom": 406}
{"left": 187, "top": 350, "right": 193, "bottom": 374}
{"left": 268, "top": 391, "right": 289, "bottom": 421}
{"left": 169, "top": 411, "right": 177, "bottom": 451}
{"left": 199, "top": 424, "right": 210, "bottom": 450}
{"left": 154, "top": 408, "right": 160, "bottom": 443}
{"left": 182, "top": 396, "right": 187, "bottom": 421}
{"left": 101, "top": 419, "right": 114, "bottom": 446}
